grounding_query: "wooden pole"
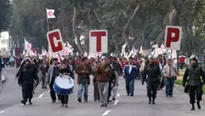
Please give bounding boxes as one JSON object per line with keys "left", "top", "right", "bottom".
{"left": 169, "top": 49, "right": 173, "bottom": 77}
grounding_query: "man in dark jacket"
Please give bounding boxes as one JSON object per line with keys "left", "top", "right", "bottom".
{"left": 47, "top": 58, "right": 60, "bottom": 103}
{"left": 142, "top": 55, "right": 161, "bottom": 104}
{"left": 18, "top": 59, "right": 38, "bottom": 105}
{"left": 183, "top": 55, "right": 205, "bottom": 110}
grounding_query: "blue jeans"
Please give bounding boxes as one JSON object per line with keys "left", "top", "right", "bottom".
{"left": 78, "top": 79, "right": 89, "bottom": 100}
{"left": 125, "top": 79, "right": 135, "bottom": 96}
{"left": 165, "top": 77, "right": 175, "bottom": 96}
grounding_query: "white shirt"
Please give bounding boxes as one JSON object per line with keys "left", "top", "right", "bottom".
{"left": 140, "top": 61, "right": 145, "bottom": 72}
{"left": 163, "top": 64, "right": 177, "bottom": 77}
{"left": 129, "top": 65, "right": 132, "bottom": 74}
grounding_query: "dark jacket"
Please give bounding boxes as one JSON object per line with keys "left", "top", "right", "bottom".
{"left": 18, "top": 65, "right": 38, "bottom": 85}
{"left": 76, "top": 63, "right": 92, "bottom": 84}
{"left": 143, "top": 63, "right": 161, "bottom": 83}
{"left": 110, "top": 62, "right": 122, "bottom": 75}
{"left": 59, "top": 68, "right": 73, "bottom": 79}
{"left": 183, "top": 65, "right": 205, "bottom": 86}
{"left": 40, "top": 64, "right": 49, "bottom": 75}
{"left": 96, "top": 64, "right": 112, "bottom": 82}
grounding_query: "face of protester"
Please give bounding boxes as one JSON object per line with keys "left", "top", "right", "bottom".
{"left": 83, "top": 59, "right": 88, "bottom": 65}
{"left": 128, "top": 59, "right": 133, "bottom": 65}
{"left": 53, "top": 60, "right": 58, "bottom": 65}
{"left": 43, "top": 60, "right": 47, "bottom": 65}
{"left": 24, "top": 61, "right": 30, "bottom": 66}
{"left": 167, "top": 59, "right": 172, "bottom": 65}
{"left": 61, "top": 63, "right": 67, "bottom": 69}
{"left": 102, "top": 59, "right": 108, "bottom": 64}
{"left": 149, "top": 58, "right": 154, "bottom": 64}
{"left": 191, "top": 60, "right": 197, "bottom": 64}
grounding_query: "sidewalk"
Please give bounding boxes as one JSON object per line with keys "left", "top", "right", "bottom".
{"left": 0, "top": 78, "right": 205, "bottom": 116}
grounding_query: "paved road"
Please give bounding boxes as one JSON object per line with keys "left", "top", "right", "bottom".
{"left": 0, "top": 67, "right": 45, "bottom": 110}
{"left": 0, "top": 76, "right": 204, "bottom": 116}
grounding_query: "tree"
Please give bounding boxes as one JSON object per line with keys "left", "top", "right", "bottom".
{"left": 10, "top": 0, "right": 205, "bottom": 56}
{"left": 0, "top": 0, "right": 10, "bottom": 31}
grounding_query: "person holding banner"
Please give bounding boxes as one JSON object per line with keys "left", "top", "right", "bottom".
{"left": 183, "top": 55, "right": 205, "bottom": 110}
{"left": 96, "top": 57, "right": 112, "bottom": 107}
{"left": 76, "top": 57, "right": 92, "bottom": 102}
{"left": 162, "top": 59, "right": 177, "bottom": 97}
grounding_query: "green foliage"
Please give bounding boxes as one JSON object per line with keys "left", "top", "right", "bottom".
{"left": 175, "top": 79, "right": 205, "bottom": 94}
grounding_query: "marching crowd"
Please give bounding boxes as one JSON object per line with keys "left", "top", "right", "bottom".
{"left": 1, "top": 53, "right": 204, "bottom": 111}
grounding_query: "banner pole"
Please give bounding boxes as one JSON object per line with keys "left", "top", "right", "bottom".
{"left": 47, "top": 17, "right": 52, "bottom": 64}
{"left": 169, "top": 49, "right": 173, "bottom": 77}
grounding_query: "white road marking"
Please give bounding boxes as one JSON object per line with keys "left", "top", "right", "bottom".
{"left": 117, "top": 93, "right": 120, "bottom": 97}
{"left": 0, "top": 111, "right": 5, "bottom": 114}
{"left": 102, "top": 110, "right": 111, "bottom": 116}
{"left": 38, "top": 94, "right": 44, "bottom": 98}
{"left": 113, "top": 100, "right": 119, "bottom": 105}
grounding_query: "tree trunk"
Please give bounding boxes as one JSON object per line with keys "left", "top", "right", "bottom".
{"left": 112, "top": 32, "right": 121, "bottom": 54}
{"left": 122, "top": 3, "right": 140, "bottom": 48}
{"left": 72, "top": 7, "right": 84, "bottom": 54}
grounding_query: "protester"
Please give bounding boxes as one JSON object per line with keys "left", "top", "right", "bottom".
{"left": 47, "top": 58, "right": 61, "bottom": 103}
{"left": 123, "top": 57, "right": 138, "bottom": 96}
{"left": 96, "top": 57, "right": 111, "bottom": 107}
{"left": 76, "top": 57, "right": 92, "bottom": 102}
{"left": 142, "top": 55, "right": 161, "bottom": 104}
{"left": 183, "top": 55, "right": 205, "bottom": 110}
{"left": 18, "top": 58, "right": 38, "bottom": 105}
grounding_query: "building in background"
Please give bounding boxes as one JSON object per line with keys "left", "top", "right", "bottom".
{"left": 0, "top": 31, "right": 10, "bottom": 56}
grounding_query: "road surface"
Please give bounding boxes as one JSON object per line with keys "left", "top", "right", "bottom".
{"left": 0, "top": 67, "right": 44, "bottom": 110}
{"left": 0, "top": 74, "right": 204, "bottom": 116}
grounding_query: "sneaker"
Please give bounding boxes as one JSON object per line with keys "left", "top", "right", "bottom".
{"left": 21, "top": 100, "right": 26, "bottom": 105}
{"left": 104, "top": 103, "right": 107, "bottom": 107}
{"left": 152, "top": 99, "right": 155, "bottom": 105}
{"left": 61, "top": 104, "right": 64, "bottom": 107}
{"left": 112, "top": 97, "right": 115, "bottom": 101}
{"left": 197, "top": 102, "right": 201, "bottom": 109}
{"left": 100, "top": 104, "right": 104, "bottom": 107}
{"left": 52, "top": 100, "right": 56, "bottom": 103}
{"left": 78, "top": 98, "right": 82, "bottom": 103}
{"left": 64, "top": 104, "right": 68, "bottom": 107}
{"left": 148, "top": 98, "right": 151, "bottom": 104}
{"left": 84, "top": 98, "right": 88, "bottom": 102}
{"left": 29, "top": 102, "right": 32, "bottom": 105}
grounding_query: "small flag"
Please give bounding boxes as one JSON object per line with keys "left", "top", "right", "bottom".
{"left": 24, "top": 39, "right": 32, "bottom": 50}
{"left": 46, "top": 9, "right": 56, "bottom": 19}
